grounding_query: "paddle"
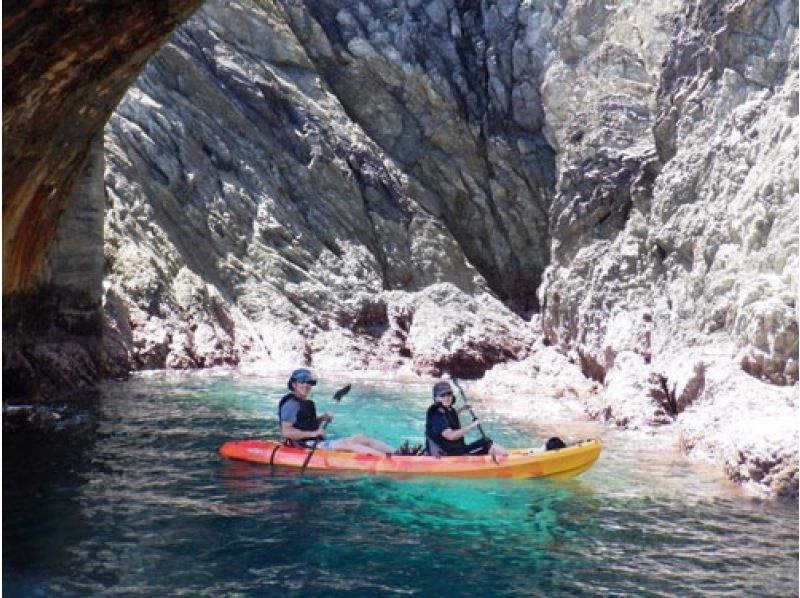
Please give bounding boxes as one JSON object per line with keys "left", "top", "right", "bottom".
{"left": 451, "top": 378, "right": 487, "bottom": 439}
{"left": 451, "top": 377, "right": 498, "bottom": 464}
{"left": 300, "top": 384, "right": 351, "bottom": 475}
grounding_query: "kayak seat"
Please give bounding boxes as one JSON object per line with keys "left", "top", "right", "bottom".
{"left": 425, "top": 435, "right": 446, "bottom": 458}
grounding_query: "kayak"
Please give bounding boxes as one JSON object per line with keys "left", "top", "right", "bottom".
{"left": 219, "top": 438, "right": 602, "bottom": 479}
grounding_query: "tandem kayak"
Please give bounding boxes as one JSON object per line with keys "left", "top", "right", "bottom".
{"left": 219, "top": 439, "right": 602, "bottom": 479}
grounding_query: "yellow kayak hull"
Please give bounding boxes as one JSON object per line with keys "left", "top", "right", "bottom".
{"left": 220, "top": 439, "right": 602, "bottom": 479}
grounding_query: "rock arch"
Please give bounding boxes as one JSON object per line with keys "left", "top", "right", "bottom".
{"left": 3, "top": 0, "right": 203, "bottom": 398}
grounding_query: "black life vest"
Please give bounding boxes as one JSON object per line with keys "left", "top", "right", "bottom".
{"left": 278, "top": 393, "right": 321, "bottom": 447}
{"left": 425, "top": 404, "right": 466, "bottom": 455}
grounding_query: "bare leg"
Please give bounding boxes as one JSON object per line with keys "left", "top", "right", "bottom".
{"left": 330, "top": 437, "right": 388, "bottom": 457}
{"left": 348, "top": 434, "right": 394, "bottom": 454}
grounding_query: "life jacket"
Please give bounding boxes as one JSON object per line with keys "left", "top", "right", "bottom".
{"left": 425, "top": 404, "right": 466, "bottom": 456}
{"left": 278, "top": 393, "right": 321, "bottom": 447}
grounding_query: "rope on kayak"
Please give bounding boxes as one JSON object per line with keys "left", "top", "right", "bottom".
{"left": 269, "top": 443, "right": 282, "bottom": 466}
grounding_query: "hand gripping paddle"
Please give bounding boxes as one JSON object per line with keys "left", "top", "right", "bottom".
{"left": 451, "top": 378, "right": 487, "bottom": 439}
{"left": 451, "top": 378, "right": 498, "bottom": 464}
{"left": 300, "top": 384, "right": 351, "bottom": 474}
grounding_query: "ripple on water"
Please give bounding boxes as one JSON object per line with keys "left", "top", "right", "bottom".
{"left": 3, "top": 374, "right": 798, "bottom": 597}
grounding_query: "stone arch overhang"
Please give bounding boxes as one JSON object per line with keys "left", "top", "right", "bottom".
{"left": 3, "top": 1, "right": 204, "bottom": 399}
{"left": 3, "top": 0, "right": 204, "bottom": 293}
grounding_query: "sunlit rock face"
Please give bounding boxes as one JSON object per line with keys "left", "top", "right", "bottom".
{"left": 2, "top": 0, "right": 202, "bottom": 399}
{"left": 536, "top": 0, "right": 798, "bottom": 497}
{"left": 104, "top": 0, "right": 796, "bottom": 390}
{"left": 102, "top": 0, "right": 555, "bottom": 372}
{"left": 282, "top": 0, "right": 556, "bottom": 308}
{"left": 541, "top": 0, "right": 798, "bottom": 390}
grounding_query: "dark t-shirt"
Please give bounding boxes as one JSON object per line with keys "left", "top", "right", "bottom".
{"left": 428, "top": 407, "right": 461, "bottom": 436}
{"left": 426, "top": 405, "right": 468, "bottom": 454}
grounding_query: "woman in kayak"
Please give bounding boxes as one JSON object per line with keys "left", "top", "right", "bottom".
{"left": 425, "top": 381, "right": 508, "bottom": 457}
{"left": 279, "top": 368, "right": 394, "bottom": 457}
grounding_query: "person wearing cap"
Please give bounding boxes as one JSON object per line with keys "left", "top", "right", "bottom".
{"left": 425, "top": 381, "right": 508, "bottom": 457}
{"left": 278, "top": 368, "right": 394, "bottom": 457}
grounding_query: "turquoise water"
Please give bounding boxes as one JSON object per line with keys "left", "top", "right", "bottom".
{"left": 3, "top": 371, "right": 798, "bottom": 596}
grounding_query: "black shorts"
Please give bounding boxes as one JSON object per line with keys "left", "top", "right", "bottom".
{"left": 289, "top": 438, "right": 323, "bottom": 450}
{"left": 446, "top": 438, "right": 493, "bottom": 456}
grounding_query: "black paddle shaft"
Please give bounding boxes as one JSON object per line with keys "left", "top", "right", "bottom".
{"left": 451, "top": 378, "right": 499, "bottom": 465}
{"left": 300, "top": 384, "right": 351, "bottom": 474}
{"left": 451, "top": 378, "right": 487, "bottom": 439}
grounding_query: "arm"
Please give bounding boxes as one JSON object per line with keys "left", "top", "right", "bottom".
{"left": 440, "top": 419, "right": 480, "bottom": 441}
{"left": 281, "top": 420, "right": 325, "bottom": 441}
{"left": 317, "top": 411, "right": 334, "bottom": 425}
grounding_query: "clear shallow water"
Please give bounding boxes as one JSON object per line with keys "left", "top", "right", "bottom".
{"left": 3, "top": 371, "right": 798, "bottom": 597}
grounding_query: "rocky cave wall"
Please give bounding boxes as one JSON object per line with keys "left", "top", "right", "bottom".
{"left": 4, "top": 0, "right": 797, "bottom": 423}
{"left": 101, "top": 0, "right": 557, "bottom": 375}
{"left": 2, "top": 0, "right": 203, "bottom": 399}
{"left": 541, "top": 0, "right": 798, "bottom": 391}
{"left": 99, "top": 0, "right": 797, "bottom": 495}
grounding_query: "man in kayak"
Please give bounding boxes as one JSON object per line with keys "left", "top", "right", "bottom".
{"left": 425, "top": 381, "right": 508, "bottom": 457}
{"left": 279, "top": 368, "right": 395, "bottom": 457}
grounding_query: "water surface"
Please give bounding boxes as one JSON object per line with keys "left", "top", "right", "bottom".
{"left": 4, "top": 371, "right": 798, "bottom": 596}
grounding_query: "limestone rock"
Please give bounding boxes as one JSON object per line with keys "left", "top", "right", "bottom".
{"left": 265, "top": 283, "right": 535, "bottom": 379}
{"left": 536, "top": 0, "right": 797, "bottom": 494}
{"left": 2, "top": 0, "right": 201, "bottom": 292}
{"left": 590, "top": 351, "right": 657, "bottom": 429}
{"left": 540, "top": 0, "right": 797, "bottom": 384}
{"left": 470, "top": 341, "right": 602, "bottom": 423}
{"left": 103, "top": 0, "right": 553, "bottom": 370}
{"left": 3, "top": 1, "right": 202, "bottom": 400}
{"left": 402, "top": 283, "right": 535, "bottom": 377}
{"left": 677, "top": 360, "right": 798, "bottom": 498}
{"left": 100, "top": 0, "right": 797, "bottom": 495}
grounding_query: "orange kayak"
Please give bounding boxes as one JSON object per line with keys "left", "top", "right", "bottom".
{"left": 219, "top": 439, "right": 601, "bottom": 479}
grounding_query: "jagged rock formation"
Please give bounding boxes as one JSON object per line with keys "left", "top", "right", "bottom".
{"left": 541, "top": 0, "right": 798, "bottom": 388}
{"left": 537, "top": 0, "right": 798, "bottom": 496}
{"left": 102, "top": 0, "right": 552, "bottom": 374}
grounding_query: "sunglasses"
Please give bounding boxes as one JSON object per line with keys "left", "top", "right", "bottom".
{"left": 437, "top": 391, "right": 454, "bottom": 398}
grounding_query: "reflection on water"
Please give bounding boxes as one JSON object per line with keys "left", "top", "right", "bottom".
{"left": 3, "top": 371, "right": 798, "bottom": 597}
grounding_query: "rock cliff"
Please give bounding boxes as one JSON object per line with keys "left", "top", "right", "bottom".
{"left": 103, "top": 0, "right": 550, "bottom": 375}
{"left": 537, "top": 0, "right": 798, "bottom": 496}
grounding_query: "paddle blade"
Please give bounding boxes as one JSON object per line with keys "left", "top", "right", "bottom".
{"left": 332, "top": 384, "right": 351, "bottom": 402}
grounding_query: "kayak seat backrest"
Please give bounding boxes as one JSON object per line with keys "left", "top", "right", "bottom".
{"left": 425, "top": 435, "right": 446, "bottom": 457}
